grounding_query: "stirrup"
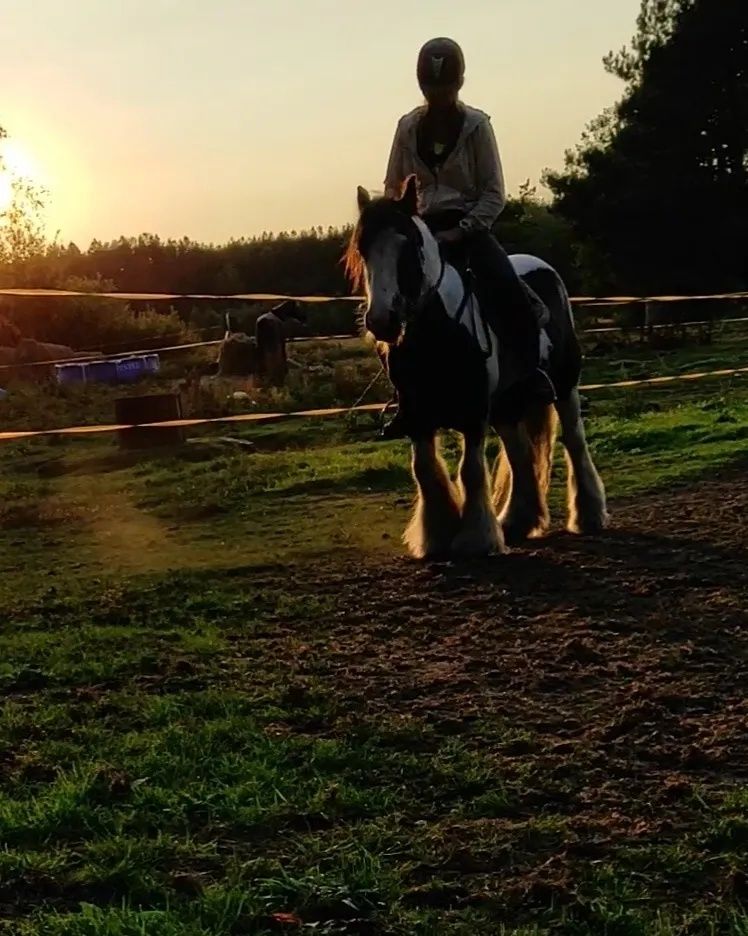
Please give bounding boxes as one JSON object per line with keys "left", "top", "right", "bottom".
{"left": 379, "top": 397, "right": 398, "bottom": 429}
{"left": 379, "top": 409, "right": 409, "bottom": 440}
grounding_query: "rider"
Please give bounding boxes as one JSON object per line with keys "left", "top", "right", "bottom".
{"left": 380, "top": 37, "right": 555, "bottom": 437}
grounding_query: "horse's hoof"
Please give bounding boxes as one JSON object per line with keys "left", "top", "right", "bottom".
{"left": 567, "top": 512, "right": 610, "bottom": 536}
{"left": 500, "top": 505, "right": 550, "bottom": 546}
{"left": 451, "top": 526, "right": 507, "bottom": 559}
{"left": 501, "top": 522, "right": 532, "bottom": 547}
{"left": 404, "top": 537, "right": 455, "bottom": 562}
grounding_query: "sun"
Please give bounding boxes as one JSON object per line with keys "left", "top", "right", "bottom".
{"left": 0, "top": 139, "right": 43, "bottom": 213}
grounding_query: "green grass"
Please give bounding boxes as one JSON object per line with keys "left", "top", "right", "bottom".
{"left": 3, "top": 384, "right": 747, "bottom": 596}
{"left": 3, "top": 327, "right": 748, "bottom": 433}
{"left": 1, "top": 566, "right": 746, "bottom": 934}
{"left": 1, "top": 333, "right": 748, "bottom": 933}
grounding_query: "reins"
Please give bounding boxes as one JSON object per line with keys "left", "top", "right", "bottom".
{"left": 408, "top": 247, "right": 495, "bottom": 362}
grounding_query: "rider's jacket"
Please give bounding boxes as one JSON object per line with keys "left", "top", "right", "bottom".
{"left": 383, "top": 103, "right": 506, "bottom": 233}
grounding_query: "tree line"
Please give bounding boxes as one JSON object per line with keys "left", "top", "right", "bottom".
{"left": 0, "top": 193, "right": 580, "bottom": 298}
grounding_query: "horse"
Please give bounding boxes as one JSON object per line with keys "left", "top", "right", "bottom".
{"left": 344, "top": 175, "right": 608, "bottom": 560}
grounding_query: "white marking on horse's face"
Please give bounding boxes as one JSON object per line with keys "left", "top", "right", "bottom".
{"left": 363, "top": 230, "right": 408, "bottom": 340}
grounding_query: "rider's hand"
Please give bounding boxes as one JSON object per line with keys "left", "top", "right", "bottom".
{"left": 436, "top": 227, "right": 464, "bottom": 245}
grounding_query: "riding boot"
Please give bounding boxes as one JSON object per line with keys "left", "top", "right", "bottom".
{"left": 466, "top": 230, "right": 557, "bottom": 404}
{"left": 517, "top": 366, "right": 557, "bottom": 405}
{"left": 516, "top": 283, "right": 557, "bottom": 405}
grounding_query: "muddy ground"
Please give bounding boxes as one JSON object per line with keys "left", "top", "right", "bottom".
{"left": 251, "top": 473, "right": 748, "bottom": 917}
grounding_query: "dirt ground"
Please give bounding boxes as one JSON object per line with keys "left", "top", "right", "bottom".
{"left": 250, "top": 472, "right": 748, "bottom": 914}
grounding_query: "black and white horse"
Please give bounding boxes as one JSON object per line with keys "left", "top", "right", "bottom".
{"left": 345, "top": 176, "right": 608, "bottom": 559}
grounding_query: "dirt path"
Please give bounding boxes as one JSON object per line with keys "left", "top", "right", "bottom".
{"left": 246, "top": 474, "right": 748, "bottom": 910}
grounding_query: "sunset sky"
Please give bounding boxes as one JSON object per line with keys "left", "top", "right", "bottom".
{"left": 1, "top": 0, "right": 641, "bottom": 247}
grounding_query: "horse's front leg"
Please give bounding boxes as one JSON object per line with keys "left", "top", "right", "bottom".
{"left": 403, "top": 433, "right": 462, "bottom": 560}
{"left": 452, "top": 427, "right": 507, "bottom": 558}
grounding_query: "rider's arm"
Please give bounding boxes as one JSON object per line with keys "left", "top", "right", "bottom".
{"left": 383, "top": 118, "right": 407, "bottom": 198}
{"left": 462, "top": 117, "right": 507, "bottom": 232}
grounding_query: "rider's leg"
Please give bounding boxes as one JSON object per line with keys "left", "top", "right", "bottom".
{"left": 466, "top": 230, "right": 555, "bottom": 402}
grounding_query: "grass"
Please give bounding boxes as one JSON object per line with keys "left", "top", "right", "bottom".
{"left": 3, "top": 385, "right": 747, "bottom": 593}
{"left": 2, "top": 564, "right": 745, "bottom": 934}
{"left": 1, "top": 332, "right": 747, "bottom": 933}
{"left": 1, "top": 589, "right": 746, "bottom": 936}
{"left": 3, "top": 327, "right": 748, "bottom": 431}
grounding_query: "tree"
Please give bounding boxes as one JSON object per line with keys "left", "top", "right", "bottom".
{"left": 603, "top": 0, "right": 691, "bottom": 84}
{"left": 0, "top": 125, "right": 50, "bottom": 284}
{"left": 496, "top": 183, "right": 582, "bottom": 292}
{"left": 546, "top": 0, "right": 748, "bottom": 294}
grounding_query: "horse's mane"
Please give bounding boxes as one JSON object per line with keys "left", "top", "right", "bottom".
{"left": 343, "top": 222, "right": 366, "bottom": 293}
{"left": 343, "top": 196, "right": 414, "bottom": 293}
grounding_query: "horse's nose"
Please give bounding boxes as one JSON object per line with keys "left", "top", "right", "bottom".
{"left": 365, "top": 305, "right": 400, "bottom": 342}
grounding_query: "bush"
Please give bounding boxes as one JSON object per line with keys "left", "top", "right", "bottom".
{"left": 2, "top": 276, "right": 197, "bottom": 351}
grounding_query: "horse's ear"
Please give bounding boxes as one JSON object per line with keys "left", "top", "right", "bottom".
{"left": 357, "top": 186, "right": 372, "bottom": 213}
{"left": 399, "top": 175, "right": 419, "bottom": 216}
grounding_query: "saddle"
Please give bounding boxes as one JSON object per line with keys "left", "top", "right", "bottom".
{"left": 444, "top": 243, "right": 550, "bottom": 332}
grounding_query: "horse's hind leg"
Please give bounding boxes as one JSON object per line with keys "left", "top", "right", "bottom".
{"left": 452, "top": 428, "right": 506, "bottom": 558}
{"left": 404, "top": 434, "right": 462, "bottom": 560}
{"left": 494, "top": 420, "right": 548, "bottom": 545}
{"left": 556, "top": 389, "right": 609, "bottom": 534}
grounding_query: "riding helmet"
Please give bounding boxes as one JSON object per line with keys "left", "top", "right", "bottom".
{"left": 417, "top": 37, "right": 465, "bottom": 88}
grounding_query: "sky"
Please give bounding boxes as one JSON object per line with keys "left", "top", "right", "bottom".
{"left": 1, "top": 0, "right": 641, "bottom": 247}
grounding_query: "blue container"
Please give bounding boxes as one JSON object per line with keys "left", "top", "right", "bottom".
{"left": 115, "top": 356, "right": 146, "bottom": 383}
{"left": 86, "top": 359, "right": 119, "bottom": 384}
{"left": 143, "top": 354, "right": 160, "bottom": 376}
{"left": 55, "top": 363, "right": 87, "bottom": 385}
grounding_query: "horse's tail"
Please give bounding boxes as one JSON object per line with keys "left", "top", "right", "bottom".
{"left": 494, "top": 402, "right": 558, "bottom": 519}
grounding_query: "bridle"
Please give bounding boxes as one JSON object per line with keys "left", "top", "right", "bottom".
{"left": 405, "top": 254, "right": 446, "bottom": 322}
{"left": 396, "top": 218, "right": 446, "bottom": 324}
{"left": 363, "top": 213, "right": 493, "bottom": 359}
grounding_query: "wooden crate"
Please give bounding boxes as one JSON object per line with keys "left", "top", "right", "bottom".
{"left": 115, "top": 393, "right": 185, "bottom": 450}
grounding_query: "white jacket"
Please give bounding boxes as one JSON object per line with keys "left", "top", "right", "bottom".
{"left": 383, "top": 103, "right": 507, "bottom": 231}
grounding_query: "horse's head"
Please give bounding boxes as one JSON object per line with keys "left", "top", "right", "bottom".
{"left": 344, "top": 176, "right": 442, "bottom": 343}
